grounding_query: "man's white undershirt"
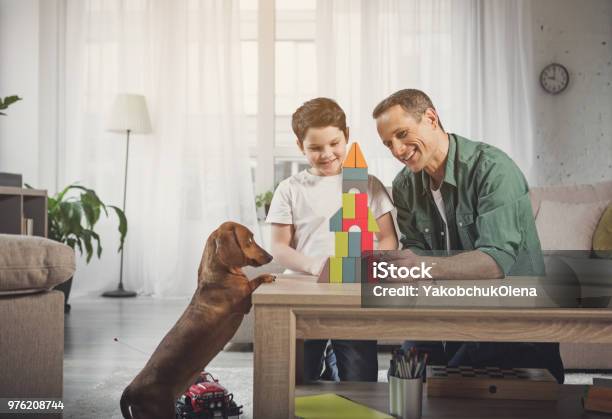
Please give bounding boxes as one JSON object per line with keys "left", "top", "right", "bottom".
{"left": 430, "top": 183, "right": 451, "bottom": 251}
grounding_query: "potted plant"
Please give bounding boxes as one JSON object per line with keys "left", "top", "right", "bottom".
{"left": 0, "top": 95, "right": 22, "bottom": 115}
{"left": 255, "top": 190, "right": 274, "bottom": 219}
{"left": 29, "top": 183, "right": 127, "bottom": 312}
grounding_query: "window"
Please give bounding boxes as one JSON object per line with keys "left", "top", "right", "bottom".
{"left": 241, "top": 0, "right": 315, "bottom": 194}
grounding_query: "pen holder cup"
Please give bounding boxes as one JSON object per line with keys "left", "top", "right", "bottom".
{"left": 389, "top": 375, "right": 423, "bottom": 419}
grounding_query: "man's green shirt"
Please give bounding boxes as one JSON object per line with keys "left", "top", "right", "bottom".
{"left": 392, "top": 134, "right": 544, "bottom": 276}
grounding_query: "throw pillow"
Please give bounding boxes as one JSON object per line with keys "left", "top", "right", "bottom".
{"left": 535, "top": 200, "right": 609, "bottom": 251}
{"left": 593, "top": 203, "right": 612, "bottom": 258}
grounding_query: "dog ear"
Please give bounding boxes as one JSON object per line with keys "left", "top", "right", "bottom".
{"left": 215, "top": 225, "right": 246, "bottom": 268}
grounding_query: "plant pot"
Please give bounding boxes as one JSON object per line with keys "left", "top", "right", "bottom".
{"left": 54, "top": 276, "right": 73, "bottom": 313}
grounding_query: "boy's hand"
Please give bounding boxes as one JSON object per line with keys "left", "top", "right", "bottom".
{"left": 308, "top": 256, "right": 328, "bottom": 276}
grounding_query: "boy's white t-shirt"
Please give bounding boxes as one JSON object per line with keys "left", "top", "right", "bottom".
{"left": 266, "top": 170, "right": 395, "bottom": 269}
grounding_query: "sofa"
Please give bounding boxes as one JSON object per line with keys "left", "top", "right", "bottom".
{"left": 0, "top": 234, "right": 75, "bottom": 401}
{"left": 233, "top": 180, "right": 612, "bottom": 370}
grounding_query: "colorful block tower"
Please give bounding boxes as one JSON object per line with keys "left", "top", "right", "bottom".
{"left": 318, "top": 142, "right": 379, "bottom": 283}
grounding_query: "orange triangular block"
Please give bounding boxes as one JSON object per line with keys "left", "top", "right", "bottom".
{"left": 343, "top": 143, "right": 357, "bottom": 168}
{"left": 353, "top": 143, "right": 367, "bottom": 168}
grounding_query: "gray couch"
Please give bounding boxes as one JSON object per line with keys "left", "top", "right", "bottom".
{"left": 0, "top": 234, "right": 75, "bottom": 399}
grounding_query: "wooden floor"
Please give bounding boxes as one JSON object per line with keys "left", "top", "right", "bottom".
{"left": 63, "top": 296, "right": 253, "bottom": 405}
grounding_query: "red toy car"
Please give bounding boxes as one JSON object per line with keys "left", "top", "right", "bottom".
{"left": 175, "top": 371, "right": 242, "bottom": 419}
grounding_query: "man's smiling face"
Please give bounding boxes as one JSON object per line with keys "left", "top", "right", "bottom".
{"left": 375, "top": 104, "right": 438, "bottom": 173}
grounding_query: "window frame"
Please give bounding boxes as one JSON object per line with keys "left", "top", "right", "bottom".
{"left": 252, "top": 0, "right": 306, "bottom": 194}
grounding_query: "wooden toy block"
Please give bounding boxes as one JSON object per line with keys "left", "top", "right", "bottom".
{"left": 342, "top": 193, "right": 355, "bottom": 219}
{"left": 343, "top": 218, "right": 368, "bottom": 232}
{"left": 354, "top": 143, "right": 367, "bottom": 168}
{"left": 330, "top": 256, "right": 343, "bottom": 283}
{"left": 361, "top": 231, "right": 374, "bottom": 251}
{"left": 335, "top": 232, "right": 349, "bottom": 257}
{"left": 329, "top": 208, "right": 343, "bottom": 231}
{"left": 355, "top": 256, "right": 362, "bottom": 283}
{"left": 343, "top": 143, "right": 357, "bottom": 168}
{"left": 348, "top": 232, "right": 361, "bottom": 257}
{"left": 367, "top": 208, "right": 380, "bottom": 232}
{"left": 317, "top": 258, "right": 331, "bottom": 283}
{"left": 342, "top": 179, "right": 368, "bottom": 194}
{"left": 342, "top": 257, "right": 357, "bottom": 283}
{"left": 355, "top": 193, "right": 368, "bottom": 219}
{"left": 342, "top": 167, "right": 368, "bottom": 180}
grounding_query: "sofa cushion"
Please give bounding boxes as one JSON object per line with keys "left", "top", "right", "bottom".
{"left": 529, "top": 180, "right": 612, "bottom": 218}
{"left": 0, "top": 234, "right": 75, "bottom": 293}
{"left": 593, "top": 203, "right": 612, "bottom": 258}
{"left": 535, "top": 200, "right": 609, "bottom": 250}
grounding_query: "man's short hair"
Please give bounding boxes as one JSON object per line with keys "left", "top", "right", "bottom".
{"left": 292, "top": 97, "right": 348, "bottom": 143}
{"left": 372, "top": 89, "right": 444, "bottom": 131}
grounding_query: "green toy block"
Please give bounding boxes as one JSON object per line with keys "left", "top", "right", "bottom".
{"left": 342, "top": 193, "right": 355, "bottom": 218}
{"left": 330, "top": 257, "right": 343, "bottom": 283}
{"left": 342, "top": 257, "right": 357, "bottom": 283}
{"left": 335, "top": 232, "right": 348, "bottom": 257}
{"left": 355, "top": 256, "right": 362, "bottom": 283}
{"left": 342, "top": 167, "right": 368, "bottom": 180}
{"left": 348, "top": 232, "right": 361, "bottom": 257}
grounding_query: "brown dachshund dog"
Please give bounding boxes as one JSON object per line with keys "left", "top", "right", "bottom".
{"left": 120, "top": 222, "right": 274, "bottom": 419}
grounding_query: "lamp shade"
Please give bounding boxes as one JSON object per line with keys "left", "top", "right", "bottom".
{"left": 107, "top": 94, "right": 152, "bottom": 134}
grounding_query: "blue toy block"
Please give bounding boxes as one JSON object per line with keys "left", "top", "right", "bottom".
{"left": 348, "top": 232, "right": 361, "bottom": 257}
{"left": 342, "top": 167, "right": 368, "bottom": 180}
{"left": 329, "top": 208, "right": 343, "bottom": 231}
{"left": 342, "top": 257, "right": 357, "bottom": 283}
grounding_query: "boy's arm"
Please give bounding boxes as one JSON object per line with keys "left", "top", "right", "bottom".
{"left": 375, "top": 212, "right": 398, "bottom": 250}
{"left": 270, "top": 223, "right": 326, "bottom": 275}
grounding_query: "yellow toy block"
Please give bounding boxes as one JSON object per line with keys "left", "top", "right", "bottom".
{"left": 335, "top": 232, "right": 348, "bottom": 257}
{"left": 367, "top": 208, "right": 380, "bottom": 232}
{"left": 342, "top": 193, "right": 355, "bottom": 219}
{"left": 330, "top": 257, "right": 343, "bottom": 283}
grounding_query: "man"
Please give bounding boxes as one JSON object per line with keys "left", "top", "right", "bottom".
{"left": 372, "top": 88, "right": 564, "bottom": 383}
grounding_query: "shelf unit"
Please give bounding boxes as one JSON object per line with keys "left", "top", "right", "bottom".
{"left": 0, "top": 186, "right": 48, "bottom": 237}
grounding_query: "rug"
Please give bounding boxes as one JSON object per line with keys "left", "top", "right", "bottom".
{"left": 63, "top": 368, "right": 605, "bottom": 419}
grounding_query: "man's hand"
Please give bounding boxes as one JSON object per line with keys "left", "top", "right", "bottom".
{"left": 376, "top": 248, "right": 419, "bottom": 267}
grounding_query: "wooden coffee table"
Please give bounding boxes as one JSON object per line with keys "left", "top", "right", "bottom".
{"left": 252, "top": 275, "right": 612, "bottom": 418}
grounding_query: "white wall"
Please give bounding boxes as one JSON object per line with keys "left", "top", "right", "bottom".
{"left": 0, "top": 0, "right": 40, "bottom": 186}
{"left": 532, "top": 0, "right": 612, "bottom": 186}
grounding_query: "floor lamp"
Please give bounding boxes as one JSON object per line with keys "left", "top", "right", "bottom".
{"left": 103, "top": 94, "right": 152, "bottom": 298}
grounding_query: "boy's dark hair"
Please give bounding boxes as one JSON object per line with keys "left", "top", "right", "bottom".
{"left": 372, "top": 89, "right": 444, "bottom": 131}
{"left": 292, "top": 98, "right": 348, "bottom": 143}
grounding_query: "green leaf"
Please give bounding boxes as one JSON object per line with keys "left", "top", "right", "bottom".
{"left": 0, "top": 95, "right": 22, "bottom": 112}
{"left": 109, "top": 205, "right": 128, "bottom": 252}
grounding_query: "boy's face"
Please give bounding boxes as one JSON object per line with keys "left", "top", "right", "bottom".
{"left": 298, "top": 126, "right": 348, "bottom": 176}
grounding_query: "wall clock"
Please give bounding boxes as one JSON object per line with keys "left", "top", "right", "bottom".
{"left": 539, "top": 63, "right": 569, "bottom": 94}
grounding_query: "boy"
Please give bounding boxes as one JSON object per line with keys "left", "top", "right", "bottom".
{"left": 266, "top": 97, "right": 398, "bottom": 382}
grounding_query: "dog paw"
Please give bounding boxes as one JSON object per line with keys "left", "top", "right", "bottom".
{"left": 263, "top": 274, "right": 276, "bottom": 283}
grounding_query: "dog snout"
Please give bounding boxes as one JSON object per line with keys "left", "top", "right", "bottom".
{"left": 250, "top": 247, "right": 273, "bottom": 267}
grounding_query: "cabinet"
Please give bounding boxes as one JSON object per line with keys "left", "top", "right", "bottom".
{"left": 0, "top": 186, "right": 47, "bottom": 237}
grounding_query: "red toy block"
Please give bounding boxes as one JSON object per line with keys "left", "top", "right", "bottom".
{"left": 343, "top": 218, "right": 368, "bottom": 232}
{"left": 361, "top": 231, "right": 374, "bottom": 251}
{"left": 355, "top": 193, "right": 368, "bottom": 219}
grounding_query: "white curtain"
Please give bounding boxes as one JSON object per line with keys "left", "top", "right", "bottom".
{"left": 63, "top": 0, "right": 257, "bottom": 297}
{"left": 316, "top": 0, "right": 536, "bottom": 185}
